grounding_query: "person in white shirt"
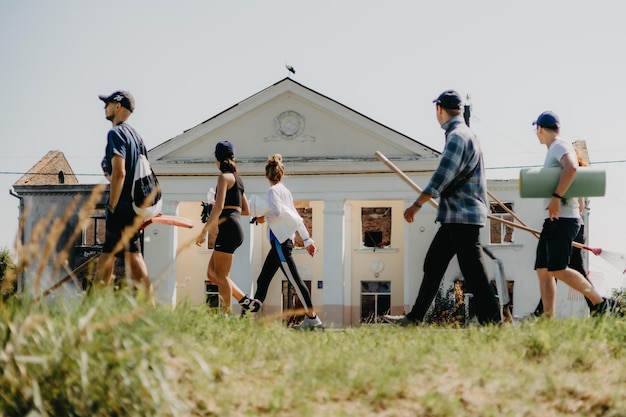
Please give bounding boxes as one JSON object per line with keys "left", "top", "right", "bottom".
{"left": 533, "top": 149, "right": 596, "bottom": 316}
{"left": 532, "top": 111, "right": 618, "bottom": 316}
{"left": 252, "top": 154, "right": 323, "bottom": 329}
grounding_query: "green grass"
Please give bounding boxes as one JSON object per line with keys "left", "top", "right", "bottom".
{"left": 2, "top": 291, "right": 626, "bottom": 417}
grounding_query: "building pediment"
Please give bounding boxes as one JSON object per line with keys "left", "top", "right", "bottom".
{"left": 149, "top": 78, "right": 440, "bottom": 176}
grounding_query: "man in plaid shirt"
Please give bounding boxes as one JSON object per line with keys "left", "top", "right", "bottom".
{"left": 385, "top": 90, "right": 501, "bottom": 326}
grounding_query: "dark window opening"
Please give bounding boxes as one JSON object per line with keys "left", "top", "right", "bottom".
{"left": 361, "top": 207, "right": 391, "bottom": 248}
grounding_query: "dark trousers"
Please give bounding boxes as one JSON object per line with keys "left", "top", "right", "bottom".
{"left": 253, "top": 238, "right": 314, "bottom": 312}
{"left": 406, "top": 224, "right": 501, "bottom": 324}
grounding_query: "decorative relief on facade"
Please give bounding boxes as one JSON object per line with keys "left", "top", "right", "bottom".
{"left": 264, "top": 110, "right": 316, "bottom": 142}
{"left": 369, "top": 258, "right": 384, "bottom": 275}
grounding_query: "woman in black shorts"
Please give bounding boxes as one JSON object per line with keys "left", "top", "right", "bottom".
{"left": 196, "top": 141, "right": 261, "bottom": 313}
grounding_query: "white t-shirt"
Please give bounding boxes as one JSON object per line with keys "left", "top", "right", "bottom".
{"left": 266, "top": 182, "right": 313, "bottom": 246}
{"left": 543, "top": 139, "right": 580, "bottom": 219}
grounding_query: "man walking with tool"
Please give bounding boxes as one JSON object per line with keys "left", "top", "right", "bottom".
{"left": 384, "top": 90, "right": 501, "bottom": 326}
{"left": 95, "top": 90, "right": 153, "bottom": 302}
{"left": 532, "top": 111, "right": 617, "bottom": 316}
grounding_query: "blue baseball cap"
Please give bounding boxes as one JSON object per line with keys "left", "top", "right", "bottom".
{"left": 99, "top": 90, "right": 135, "bottom": 112}
{"left": 433, "top": 90, "right": 463, "bottom": 110}
{"left": 532, "top": 111, "right": 560, "bottom": 129}
{"left": 215, "top": 140, "right": 235, "bottom": 161}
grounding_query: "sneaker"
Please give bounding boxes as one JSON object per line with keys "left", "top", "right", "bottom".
{"left": 382, "top": 315, "right": 413, "bottom": 327}
{"left": 240, "top": 295, "right": 262, "bottom": 313}
{"left": 590, "top": 297, "right": 621, "bottom": 317}
{"left": 294, "top": 315, "right": 324, "bottom": 330}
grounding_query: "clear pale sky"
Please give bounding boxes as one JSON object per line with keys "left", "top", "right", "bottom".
{"left": 1, "top": 1, "right": 625, "bottom": 287}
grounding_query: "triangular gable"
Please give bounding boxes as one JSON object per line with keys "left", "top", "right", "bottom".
{"left": 149, "top": 78, "right": 440, "bottom": 175}
{"left": 14, "top": 150, "right": 78, "bottom": 186}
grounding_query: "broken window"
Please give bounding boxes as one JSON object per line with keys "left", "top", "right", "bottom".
{"left": 361, "top": 207, "right": 391, "bottom": 249}
{"left": 489, "top": 202, "right": 514, "bottom": 244}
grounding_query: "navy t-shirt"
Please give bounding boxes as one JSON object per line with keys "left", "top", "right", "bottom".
{"left": 101, "top": 122, "right": 145, "bottom": 212}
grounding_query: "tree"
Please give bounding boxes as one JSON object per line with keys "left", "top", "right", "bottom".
{"left": 0, "top": 247, "right": 17, "bottom": 300}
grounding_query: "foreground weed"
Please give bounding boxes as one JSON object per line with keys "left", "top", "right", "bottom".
{"left": 2, "top": 295, "right": 626, "bottom": 416}
{"left": 0, "top": 291, "right": 211, "bottom": 417}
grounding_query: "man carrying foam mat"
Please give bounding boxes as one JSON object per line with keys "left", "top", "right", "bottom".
{"left": 532, "top": 111, "right": 618, "bottom": 316}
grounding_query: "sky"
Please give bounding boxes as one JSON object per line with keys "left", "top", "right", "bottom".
{"left": 1, "top": 1, "right": 626, "bottom": 287}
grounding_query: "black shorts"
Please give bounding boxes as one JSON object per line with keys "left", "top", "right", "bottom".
{"left": 214, "top": 209, "right": 243, "bottom": 254}
{"left": 102, "top": 208, "right": 143, "bottom": 256}
{"left": 534, "top": 218, "right": 580, "bottom": 272}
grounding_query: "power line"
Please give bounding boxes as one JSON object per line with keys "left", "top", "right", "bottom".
{"left": 0, "top": 171, "right": 102, "bottom": 177}
{"left": 1, "top": 159, "right": 626, "bottom": 177}
{"left": 486, "top": 159, "right": 626, "bottom": 171}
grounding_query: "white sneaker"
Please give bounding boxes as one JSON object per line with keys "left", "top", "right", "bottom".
{"left": 294, "top": 315, "right": 323, "bottom": 330}
{"left": 240, "top": 295, "right": 262, "bottom": 314}
{"left": 382, "top": 315, "right": 412, "bottom": 327}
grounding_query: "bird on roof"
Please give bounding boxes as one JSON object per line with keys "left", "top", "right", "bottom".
{"left": 285, "top": 64, "right": 295, "bottom": 75}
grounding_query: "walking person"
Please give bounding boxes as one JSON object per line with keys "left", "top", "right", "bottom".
{"left": 533, "top": 149, "right": 596, "bottom": 315}
{"left": 531, "top": 111, "right": 617, "bottom": 317}
{"left": 533, "top": 224, "right": 594, "bottom": 315}
{"left": 95, "top": 90, "right": 153, "bottom": 301}
{"left": 384, "top": 90, "right": 501, "bottom": 326}
{"left": 251, "top": 154, "right": 323, "bottom": 330}
{"left": 195, "top": 141, "right": 261, "bottom": 313}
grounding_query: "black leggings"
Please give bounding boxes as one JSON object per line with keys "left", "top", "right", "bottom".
{"left": 253, "top": 237, "right": 314, "bottom": 313}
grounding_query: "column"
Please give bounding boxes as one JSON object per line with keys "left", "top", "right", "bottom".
{"left": 144, "top": 199, "right": 178, "bottom": 306}
{"left": 403, "top": 198, "right": 422, "bottom": 313}
{"left": 322, "top": 199, "right": 346, "bottom": 327}
{"left": 247, "top": 219, "right": 266, "bottom": 294}
{"left": 230, "top": 220, "right": 254, "bottom": 306}
{"left": 343, "top": 202, "right": 353, "bottom": 324}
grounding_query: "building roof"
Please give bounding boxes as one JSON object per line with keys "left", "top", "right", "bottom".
{"left": 13, "top": 150, "right": 78, "bottom": 186}
{"left": 148, "top": 77, "right": 441, "bottom": 177}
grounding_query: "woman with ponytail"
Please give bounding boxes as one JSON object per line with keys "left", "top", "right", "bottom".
{"left": 196, "top": 141, "right": 261, "bottom": 313}
{"left": 252, "top": 154, "right": 323, "bottom": 329}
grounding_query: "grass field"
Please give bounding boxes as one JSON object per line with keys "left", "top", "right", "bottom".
{"left": 1, "top": 290, "right": 626, "bottom": 417}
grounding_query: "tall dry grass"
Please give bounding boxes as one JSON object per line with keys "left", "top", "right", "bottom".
{"left": 2, "top": 294, "right": 626, "bottom": 416}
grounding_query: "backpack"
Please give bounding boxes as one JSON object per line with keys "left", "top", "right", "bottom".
{"left": 132, "top": 147, "right": 162, "bottom": 221}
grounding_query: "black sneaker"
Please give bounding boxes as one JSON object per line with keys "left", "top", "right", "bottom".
{"left": 240, "top": 295, "right": 262, "bottom": 313}
{"left": 590, "top": 298, "right": 621, "bottom": 317}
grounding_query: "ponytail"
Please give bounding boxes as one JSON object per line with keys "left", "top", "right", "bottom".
{"left": 265, "top": 154, "right": 284, "bottom": 182}
{"left": 219, "top": 159, "right": 237, "bottom": 173}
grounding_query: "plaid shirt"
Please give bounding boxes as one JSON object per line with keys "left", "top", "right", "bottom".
{"left": 423, "top": 115, "right": 488, "bottom": 226}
